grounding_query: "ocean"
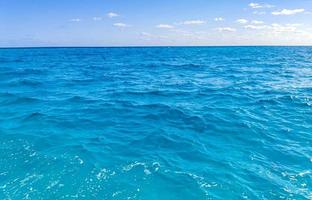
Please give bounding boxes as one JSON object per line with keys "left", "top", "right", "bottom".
{"left": 0, "top": 47, "right": 311, "bottom": 199}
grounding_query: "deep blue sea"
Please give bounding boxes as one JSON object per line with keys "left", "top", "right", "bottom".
{"left": 0, "top": 47, "right": 311, "bottom": 199}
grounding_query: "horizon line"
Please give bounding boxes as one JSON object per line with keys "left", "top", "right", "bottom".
{"left": 1, "top": 45, "right": 312, "bottom": 49}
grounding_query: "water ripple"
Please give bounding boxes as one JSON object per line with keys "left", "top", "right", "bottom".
{"left": 0, "top": 47, "right": 311, "bottom": 199}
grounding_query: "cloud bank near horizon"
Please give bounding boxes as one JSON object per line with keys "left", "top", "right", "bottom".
{"left": 1, "top": 0, "right": 311, "bottom": 46}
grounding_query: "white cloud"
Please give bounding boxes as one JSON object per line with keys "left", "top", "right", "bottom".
{"left": 214, "top": 17, "right": 224, "bottom": 22}
{"left": 141, "top": 32, "right": 153, "bottom": 37}
{"left": 249, "top": 3, "right": 261, "bottom": 9}
{"left": 251, "top": 20, "right": 264, "bottom": 24}
{"left": 270, "top": 23, "right": 297, "bottom": 32}
{"left": 182, "top": 20, "right": 206, "bottom": 25}
{"left": 93, "top": 17, "right": 102, "bottom": 21}
{"left": 141, "top": 32, "right": 168, "bottom": 39}
{"left": 245, "top": 25, "right": 268, "bottom": 30}
{"left": 216, "top": 27, "right": 236, "bottom": 32}
{"left": 253, "top": 11, "right": 266, "bottom": 15}
{"left": 286, "top": 23, "right": 303, "bottom": 27}
{"left": 236, "top": 19, "right": 248, "bottom": 24}
{"left": 156, "top": 24, "right": 174, "bottom": 29}
{"left": 272, "top": 9, "right": 305, "bottom": 16}
{"left": 249, "top": 3, "right": 274, "bottom": 9}
{"left": 69, "top": 18, "right": 81, "bottom": 22}
{"left": 107, "top": 12, "right": 119, "bottom": 18}
{"left": 243, "top": 23, "right": 299, "bottom": 33}
{"left": 113, "top": 23, "right": 130, "bottom": 28}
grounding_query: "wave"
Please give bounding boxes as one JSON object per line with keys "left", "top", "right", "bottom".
{"left": 0, "top": 93, "right": 40, "bottom": 105}
{"left": 8, "top": 79, "right": 43, "bottom": 87}
{"left": 0, "top": 47, "right": 311, "bottom": 199}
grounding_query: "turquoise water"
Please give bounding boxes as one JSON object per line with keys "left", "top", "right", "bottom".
{"left": 0, "top": 47, "right": 311, "bottom": 199}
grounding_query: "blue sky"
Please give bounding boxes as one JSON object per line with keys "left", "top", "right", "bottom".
{"left": 1, "top": 0, "right": 312, "bottom": 47}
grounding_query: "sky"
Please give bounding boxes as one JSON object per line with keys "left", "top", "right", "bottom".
{"left": 0, "top": 0, "right": 312, "bottom": 47}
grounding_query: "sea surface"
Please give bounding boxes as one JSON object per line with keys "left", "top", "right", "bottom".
{"left": 0, "top": 47, "right": 311, "bottom": 200}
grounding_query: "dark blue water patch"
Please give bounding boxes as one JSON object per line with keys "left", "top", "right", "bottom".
{"left": 0, "top": 47, "right": 311, "bottom": 200}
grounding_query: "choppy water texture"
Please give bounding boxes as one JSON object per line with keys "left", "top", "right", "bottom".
{"left": 0, "top": 47, "right": 311, "bottom": 200}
